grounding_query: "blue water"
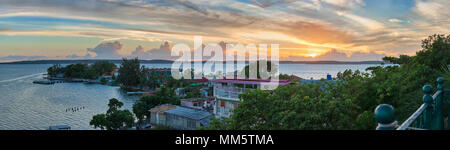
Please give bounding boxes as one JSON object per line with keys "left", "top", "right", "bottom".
{"left": 0, "top": 63, "right": 384, "bottom": 130}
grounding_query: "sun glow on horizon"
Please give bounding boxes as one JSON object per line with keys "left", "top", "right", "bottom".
{"left": 307, "top": 53, "right": 318, "bottom": 57}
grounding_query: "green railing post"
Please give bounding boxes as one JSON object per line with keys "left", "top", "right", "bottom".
{"left": 433, "top": 77, "right": 444, "bottom": 130}
{"left": 375, "top": 104, "right": 396, "bottom": 130}
{"left": 422, "top": 85, "right": 434, "bottom": 129}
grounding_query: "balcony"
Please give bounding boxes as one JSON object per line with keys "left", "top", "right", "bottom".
{"left": 214, "top": 86, "right": 246, "bottom": 101}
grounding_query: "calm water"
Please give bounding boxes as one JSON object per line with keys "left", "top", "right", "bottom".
{"left": 0, "top": 63, "right": 383, "bottom": 130}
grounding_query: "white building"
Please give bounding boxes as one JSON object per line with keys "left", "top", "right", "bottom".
{"left": 212, "top": 78, "right": 292, "bottom": 118}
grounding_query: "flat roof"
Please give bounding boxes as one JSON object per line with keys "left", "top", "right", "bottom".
{"left": 165, "top": 106, "right": 212, "bottom": 120}
{"left": 149, "top": 104, "right": 177, "bottom": 113}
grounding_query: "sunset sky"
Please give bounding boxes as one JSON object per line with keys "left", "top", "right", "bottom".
{"left": 0, "top": 0, "right": 449, "bottom": 62}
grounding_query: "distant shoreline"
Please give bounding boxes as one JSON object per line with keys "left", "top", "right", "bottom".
{"left": 0, "top": 59, "right": 387, "bottom": 65}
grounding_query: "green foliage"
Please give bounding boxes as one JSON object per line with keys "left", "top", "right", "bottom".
{"left": 166, "top": 77, "right": 189, "bottom": 88}
{"left": 47, "top": 64, "right": 64, "bottom": 77}
{"left": 90, "top": 114, "right": 109, "bottom": 130}
{"left": 107, "top": 98, "right": 124, "bottom": 113}
{"left": 91, "top": 61, "right": 117, "bottom": 75}
{"left": 278, "top": 74, "right": 290, "bottom": 80}
{"left": 132, "top": 86, "right": 180, "bottom": 128}
{"left": 219, "top": 83, "right": 360, "bottom": 130}
{"left": 132, "top": 100, "right": 149, "bottom": 121}
{"left": 415, "top": 34, "right": 450, "bottom": 70}
{"left": 106, "top": 109, "right": 135, "bottom": 130}
{"left": 383, "top": 55, "right": 411, "bottom": 65}
{"left": 83, "top": 68, "right": 99, "bottom": 79}
{"left": 355, "top": 111, "right": 376, "bottom": 130}
{"left": 90, "top": 98, "right": 135, "bottom": 130}
{"left": 100, "top": 77, "right": 108, "bottom": 84}
{"left": 183, "top": 85, "right": 203, "bottom": 98}
{"left": 207, "top": 34, "right": 449, "bottom": 130}
{"left": 47, "top": 61, "right": 116, "bottom": 79}
{"left": 117, "top": 58, "right": 143, "bottom": 88}
{"left": 64, "top": 64, "right": 88, "bottom": 78}
{"left": 201, "top": 117, "right": 232, "bottom": 130}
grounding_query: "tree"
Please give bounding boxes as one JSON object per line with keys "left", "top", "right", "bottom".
{"left": 184, "top": 85, "right": 203, "bottom": 98}
{"left": 132, "top": 86, "right": 179, "bottom": 129}
{"left": 139, "top": 69, "right": 161, "bottom": 90}
{"left": 83, "top": 68, "right": 99, "bottom": 79}
{"left": 90, "top": 98, "right": 135, "bottom": 130}
{"left": 47, "top": 64, "right": 64, "bottom": 77}
{"left": 132, "top": 100, "right": 150, "bottom": 129}
{"left": 107, "top": 98, "right": 124, "bottom": 113}
{"left": 415, "top": 34, "right": 450, "bottom": 70}
{"left": 222, "top": 83, "right": 359, "bottom": 130}
{"left": 92, "top": 61, "right": 117, "bottom": 76}
{"left": 117, "top": 58, "right": 142, "bottom": 89}
{"left": 90, "top": 114, "right": 109, "bottom": 130}
{"left": 106, "top": 109, "right": 135, "bottom": 130}
{"left": 64, "top": 63, "right": 87, "bottom": 78}
{"left": 47, "top": 62, "right": 107, "bottom": 79}
{"left": 382, "top": 55, "right": 411, "bottom": 65}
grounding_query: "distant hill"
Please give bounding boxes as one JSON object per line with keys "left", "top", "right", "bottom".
{"left": 0, "top": 59, "right": 386, "bottom": 65}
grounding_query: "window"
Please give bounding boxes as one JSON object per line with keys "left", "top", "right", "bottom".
{"left": 220, "top": 101, "right": 225, "bottom": 107}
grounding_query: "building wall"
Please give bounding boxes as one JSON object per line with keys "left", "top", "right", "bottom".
{"left": 214, "top": 99, "right": 239, "bottom": 118}
{"left": 150, "top": 112, "right": 167, "bottom": 126}
{"left": 181, "top": 101, "right": 203, "bottom": 108}
{"left": 165, "top": 114, "right": 200, "bottom": 130}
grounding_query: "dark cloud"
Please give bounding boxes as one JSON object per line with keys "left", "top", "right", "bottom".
{"left": 169, "top": 0, "right": 209, "bottom": 15}
{"left": 251, "top": 0, "right": 298, "bottom": 8}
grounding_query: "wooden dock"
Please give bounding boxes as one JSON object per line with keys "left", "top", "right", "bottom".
{"left": 32, "top": 80, "right": 64, "bottom": 85}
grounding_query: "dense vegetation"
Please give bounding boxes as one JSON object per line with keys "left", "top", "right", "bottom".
{"left": 47, "top": 61, "right": 116, "bottom": 79}
{"left": 132, "top": 86, "right": 180, "bottom": 129}
{"left": 116, "top": 57, "right": 186, "bottom": 90}
{"left": 90, "top": 98, "right": 135, "bottom": 130}
{"left": 117, "top": 58, "right": 144, "bottom": 89}
{"left": 207, "top": 34, "right": 449, "bottom": 130}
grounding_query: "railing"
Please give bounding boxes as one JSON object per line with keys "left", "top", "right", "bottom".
{"left": 374, "top": 77, "right": 448, "bottom": 130}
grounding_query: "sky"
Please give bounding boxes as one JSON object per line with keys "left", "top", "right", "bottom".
{"left": 0, "top": 0, "right": 449, "bottom": 62}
